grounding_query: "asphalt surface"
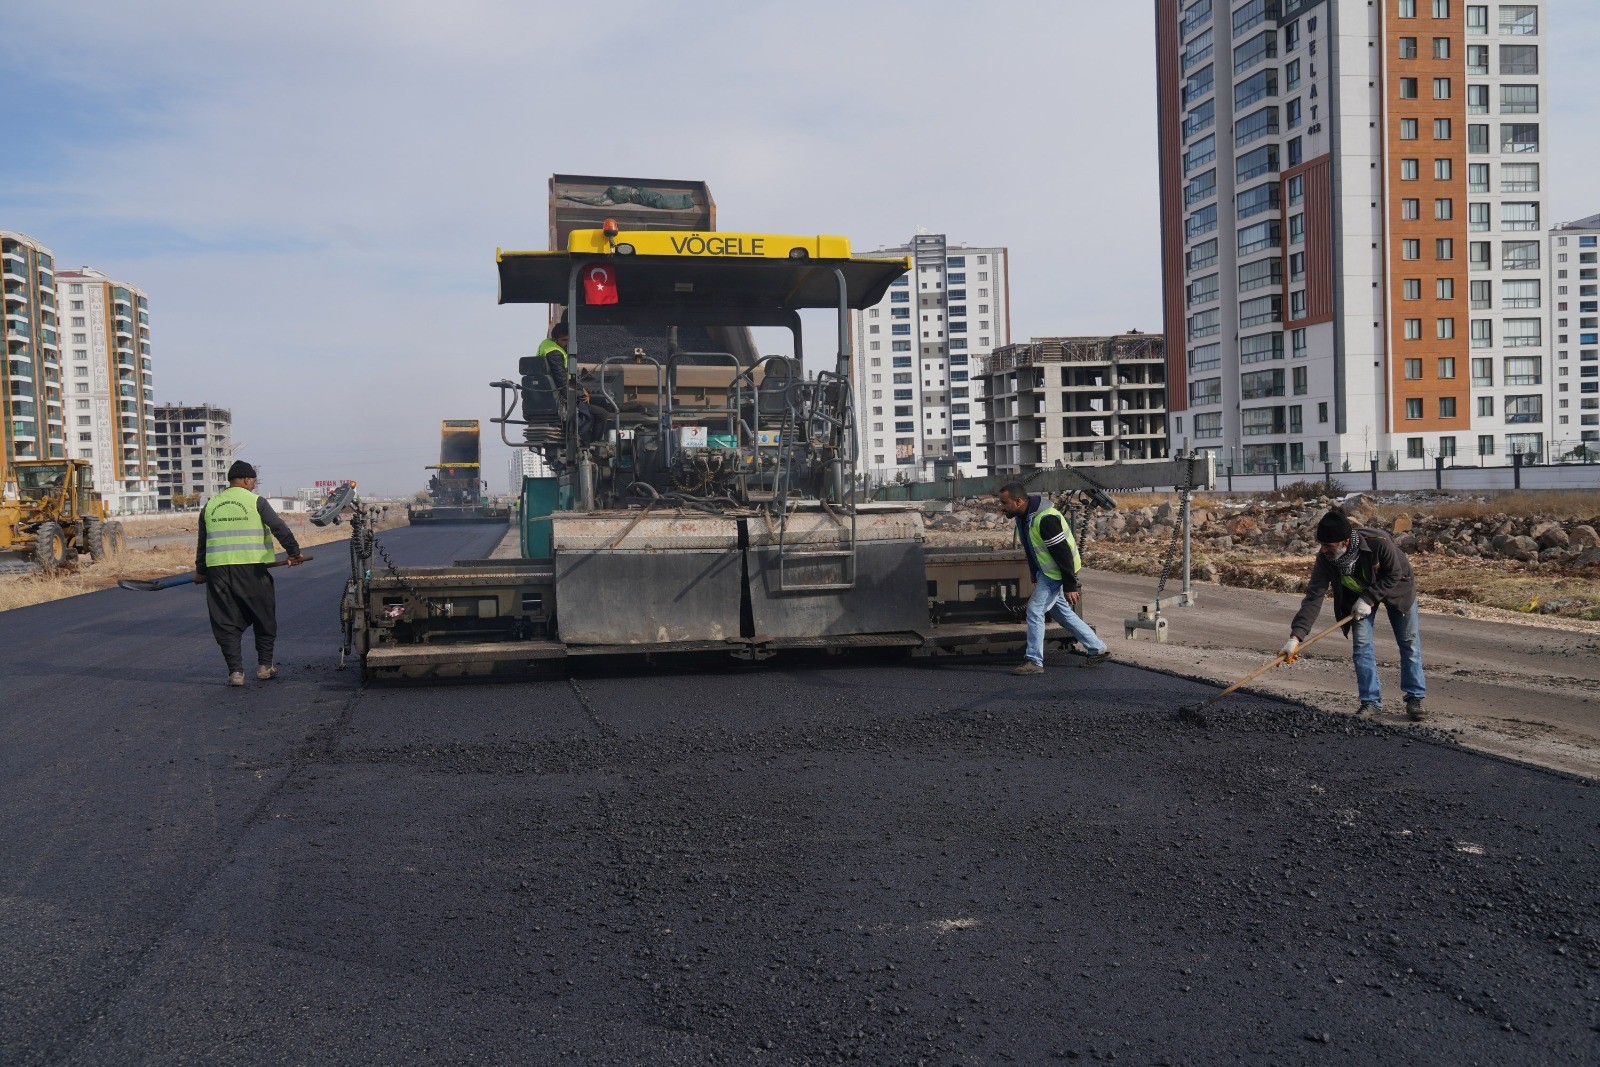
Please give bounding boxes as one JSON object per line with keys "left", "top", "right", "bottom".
{"left": 3, "top": 523, "right": 1598, "bottom": 1065}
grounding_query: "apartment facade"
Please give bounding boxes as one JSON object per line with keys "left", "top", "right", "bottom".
{"left": 850, "top": 235, "right": 1010, "bottom": 482}
{"left": 55, "top": 268, "right": 158, "bottom": 513}
{"left": 981, "top": 335, "right": 1170, "bottom": 475}
{"left": 1, "top": 230, "right": 64, "bottom": 488}
{"left": 153, "top": 403, "right": 233, "bottom": 508}
{"left": 1550, "top": 214, "right": 1599, "bottom": 450}
{"left": 1156, "top": 0, "right": 1550, "bottom": 473}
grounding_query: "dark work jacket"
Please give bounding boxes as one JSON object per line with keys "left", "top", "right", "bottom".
{"left": 1290, "top": 526, "right": 1417, "bottom": 639}
{"left": 196, "top": 495, "right": 300, "bottom": 576}
{"left": 1014, "top": 493, "right": 1081, "bottom": 593}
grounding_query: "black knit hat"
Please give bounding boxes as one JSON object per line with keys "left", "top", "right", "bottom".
{"left": 228, "top": 460, "right": 257, "bottom": 481}
{"left": 1315, "top": 509, "right": 1353, "bottom": 544}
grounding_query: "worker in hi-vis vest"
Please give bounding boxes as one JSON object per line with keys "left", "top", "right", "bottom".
{"left": 997, "top": 482, "right": 1110, "bottom": 675}
{"left": 194, "top": 460, "right": 305, "bottom": 687}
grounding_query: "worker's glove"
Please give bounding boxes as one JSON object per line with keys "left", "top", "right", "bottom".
{"left": 1352, "top": 598, "right": 1374, "bottom": 621}
{"left": 1280, "top": 636, "right": 1300, "bottom": 663}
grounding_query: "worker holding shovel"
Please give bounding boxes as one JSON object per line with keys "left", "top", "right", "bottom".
{"left": 1284, "top": 510, "right": 1427, "bottom": 721}
{"left": 195, "top": 461, "right": 306, "bottom": 687}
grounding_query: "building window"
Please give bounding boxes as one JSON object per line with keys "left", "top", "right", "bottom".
{"left": 1499, "top": 44, "right": 1538, "bottom": 75}
{"left": 1401, "top": 159, "right": 1419, "bottom": 180}
{"left": 1501, "top": 84, "right": 1539, "bottom": 114}
{"left": 1500, "top": 123, "right": 1540, "bottom": 154}
{"left": 1404, "top": 278, "right": 1421, "bottom": 300}
{"left": 1436, "top": 198, "right": 1454, "bottom": 220}
{"left": 1438, "top": 356, "right": 1456, "bottom": 378}
{"left": 1398, "top": 36, "right": 1417, "bottom": 58}
{"left": 1404, "top": 319, "right": 1423, "bottom": 341}
{"left": 1498, "top": 4, "right": 1537, "bottom": 34}
{"left": 1436, "top": 238, "right": 1454, "bottom": 260}
{"left": 1501, "top": 162, "right": 1539, "bottom": 192}
{"left": 1479, "top": 434, "right": 1495, "bottom": 456}
{"left": 1437, "top": 317, "right": 1455, "bottom": 339}
{"left": 1432, "top": 0, "right": 1449, "bottom": 17}
{"left": 1399, "top": 0, "right": 1416, "bottom": 14}
{"left": 1437, "top": 277, "right": 1454, "bottom": 299}
{"left": 1293, "top": 328, "right": 1308, "bottom": 358}
{"left": 1471, "top": 319, "right": 1494, "bottom": 348}
{"left": 1403, "top": 239, "right": 1421, "bottom": 260}
{"left": 1405, "top": 398, "right": 1424, "bottom": 419}
{"left": 1439, "top": 396, "right": 1457, "bottom": 418}
{"left": 1400, "top": 118, "right": 1419, "bottom": 141}
{"left": 1401, "top": 197, "right": 1420, "bottom": 220}
{"left": 1433, "top": 158, "right": 1452, "bottom": 180}
{"left": 1405, "top": 357, "right": 1424, "bottom": 378}
{"left": 1432, "top": 36, "right": 1450, "bottom": 59}
{"left": 1471, "top": 357, "right": 1494, "bottom": 385}
{"left": 1293, "top": 365, "right": 1308, "bottom": 394}
{"left": 1433, "top": 78, "right": 1451, "bottom": 100}
{"left": 1466, "top": 4, "right": 1487, "bottom": 33}
{"left": 1433, "top": 118, "right": 1451, "bottom": 140}
{"left": 1399, "top": 77, "right": 1418, "bottom": 99}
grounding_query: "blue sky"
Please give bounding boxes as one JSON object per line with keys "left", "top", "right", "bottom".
{"left": 3, "top": 1, "right": 1596, "bottom": 495}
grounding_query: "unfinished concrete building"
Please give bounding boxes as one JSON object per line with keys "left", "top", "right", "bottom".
{"left": 980, "top": 333, "right": 1168, "bottom": 475}
{"left": 153, "top": 403, "right": 232, "bottom": 508}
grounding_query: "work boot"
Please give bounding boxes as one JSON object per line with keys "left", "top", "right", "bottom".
{"left": 227, "top": 671, "right": 245, "bottom": 687}
{"left": 257, "top": 664, "right": 279, "bottom": 681}
{"left": 1356, "top": 701, "right": 1382, "bottom": 718}
{"left": 1079, "top": 650, "right": 1111, "bottom": 669}
{"left": 1405, "top": 696, "right": 1427, "bottom": 721}
{"left": 1011, "top": 661, "right": 1044, "bottom": 676}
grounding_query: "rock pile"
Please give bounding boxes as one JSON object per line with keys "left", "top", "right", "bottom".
{"left": 926, "top": 493, "right": 1600, "bottom": 572}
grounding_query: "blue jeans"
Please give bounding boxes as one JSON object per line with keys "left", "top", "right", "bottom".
{"left": 1025, "top": 575, "right": 1107, "bottom": 665}
{"left": 1350, "top": 600, "right": 1426, "bottom": 706}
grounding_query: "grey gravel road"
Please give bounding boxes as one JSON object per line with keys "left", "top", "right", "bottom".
{"left": 3, "top": 523, "right": 1597, "bottom": 1065}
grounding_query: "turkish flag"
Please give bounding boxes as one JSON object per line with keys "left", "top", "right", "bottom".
{"left": 583, "top": 264, "right": 619, "bottom": 305}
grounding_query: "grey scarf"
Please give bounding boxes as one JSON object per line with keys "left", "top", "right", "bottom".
{"left": 1333, "top": 530, "right": 1363, "bottom": 575}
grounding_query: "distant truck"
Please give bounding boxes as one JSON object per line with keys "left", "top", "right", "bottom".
{"left": 408, "top": 420, "right": 510, "bottom": 525}
{"left": 1, "top": 459, "right": 124, "bottom": 573}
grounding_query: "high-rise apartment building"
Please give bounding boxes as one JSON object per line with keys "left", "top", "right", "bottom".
{"left": 56, "top": 267, "right": 158, "bottom": 513}
{"left": 1157, "top": 0, "right": 1550, "bottom": 472}
{"left": 153, "top": 403, "right": 233, "bottom": 508}
{"left": 981, "top": 334, "right": 1170, "bottom": 475}
{"left": 1549, "top": 213, "right": 1599, "bottom": 451}
{"left": 850, "top": 234, "right": 1009, "bottom": 482}
{"left": 1, "top": 230, "right": 64, "bottom": 487}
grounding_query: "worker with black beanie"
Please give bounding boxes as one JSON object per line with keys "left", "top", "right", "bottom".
{"left": 1284, "top": 508, "right": 1427, "bottom": 721}
{"left": 195, "top": 461, "right": 305, "bottom": 686}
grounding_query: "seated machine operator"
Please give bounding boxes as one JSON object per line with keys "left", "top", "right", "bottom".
{"left": 518, "top": 320, "right": 617, "bottom": 447}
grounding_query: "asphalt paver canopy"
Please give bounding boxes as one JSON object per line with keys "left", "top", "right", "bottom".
{"left": 2, "top": 522, "right": 1597, "bottom": 1064}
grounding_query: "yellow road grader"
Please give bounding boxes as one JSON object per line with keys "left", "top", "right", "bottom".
{"left": 1, "top": 459, "right": 124, "bottom": 573}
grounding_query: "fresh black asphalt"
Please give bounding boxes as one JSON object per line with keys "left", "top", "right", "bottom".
{"left": 2, "top": 523, "right": 1597, "bottom": 1065}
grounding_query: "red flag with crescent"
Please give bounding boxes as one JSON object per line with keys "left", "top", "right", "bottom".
{"left": 583, "top": 264, "right": 618, "bottom": 305}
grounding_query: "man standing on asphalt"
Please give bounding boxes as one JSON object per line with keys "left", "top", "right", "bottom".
{"left": 997, "top": 482, "right": 1110, "bottom": 675}
{"left": 1283, "top": 509, "right": 1427, "bottom": 720}
{"left": 195, "top": 461, "right": 305, "bottom": 687}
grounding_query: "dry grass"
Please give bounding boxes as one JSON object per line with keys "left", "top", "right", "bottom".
{"left": 0, "top": 513, "right": 406, "bottom": 614}
{"left": 1370, "top": 490, "right": 1600, "bottom": 524}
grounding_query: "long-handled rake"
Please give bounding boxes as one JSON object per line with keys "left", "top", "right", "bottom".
{"left": 1176, "top": 611, "right": 1355, "bottom": 727}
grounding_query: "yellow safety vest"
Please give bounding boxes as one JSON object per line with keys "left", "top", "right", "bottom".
{"left": 1027, "top": 504, "right": 1082, "bottom": 582}
{"left": 536, "top": 338, "right": 569, "bottom": 371}
{"left": 203, "top": 486, "right": 274, "bottom": 567}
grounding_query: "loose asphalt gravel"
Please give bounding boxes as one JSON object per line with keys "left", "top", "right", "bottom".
{"left": 2, "top": 523, "right": 1597, "bottom": 1065}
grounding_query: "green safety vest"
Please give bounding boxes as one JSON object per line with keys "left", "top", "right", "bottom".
{"left": 203, "top": 486, "right": 274, "bottom": 567}
{"left": 1027, "top": 504, "right": 1081, "bottom": 582}
{"left": 536, "top": 338, "right": 569, "bottom": 371}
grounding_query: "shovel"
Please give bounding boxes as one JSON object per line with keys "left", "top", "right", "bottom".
{"left": 117, "top": 555, "right": 312, "bottom": 592}
{"left": 1176, "top": 612, "right": 1356, "bottom": 727}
